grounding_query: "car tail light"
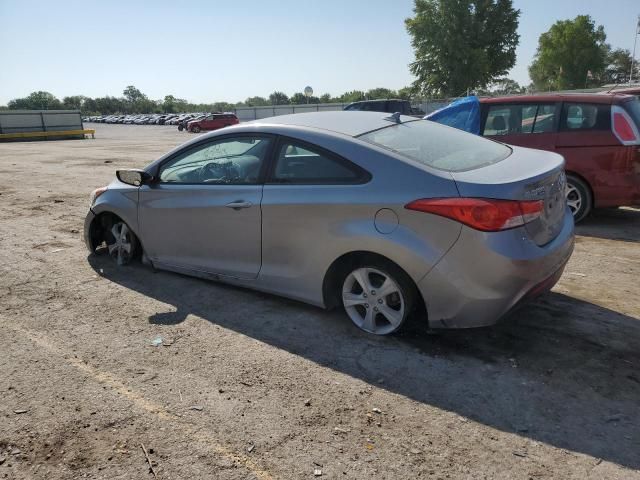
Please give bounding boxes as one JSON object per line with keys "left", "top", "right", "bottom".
{"left": 611, "top": 105, "right": 640, "bottom": 145}
{"left": 405, "top": 198, "right": 544, "bottom": 232}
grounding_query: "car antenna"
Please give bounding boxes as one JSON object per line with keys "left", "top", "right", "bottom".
{"left": 606, "top": 82, "right": 622, "bottom": 94}
{"left": 384, "top": 112, "right": 402, "bottom": 123}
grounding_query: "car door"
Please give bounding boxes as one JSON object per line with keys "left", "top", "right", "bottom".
{"left": 138, "top": 134, "right": 274, "bottom": 278}
{"left": 201, "top": 115, "right": 214, "bottom": 130}
{"left": 482, "top": 102, "right": 559, "bottom": 152}
{"left": 260, "top": 137, "right": 371, "bottom": 302}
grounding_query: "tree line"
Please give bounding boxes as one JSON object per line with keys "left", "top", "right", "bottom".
{"left": 1, "top": 86, "right": 416, "bottom": 115}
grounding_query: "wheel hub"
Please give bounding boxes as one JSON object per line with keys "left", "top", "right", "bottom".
{"left": 341, "top": 267, "right": 405, "bottom": 335}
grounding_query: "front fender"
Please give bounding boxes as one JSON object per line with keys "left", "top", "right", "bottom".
{"left": 90, "top": 184, "right": 141, "bottom": 238}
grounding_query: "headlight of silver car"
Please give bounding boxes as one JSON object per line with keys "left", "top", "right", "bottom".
{"left": 89, "top": 186, "right": 108, "bottom": 207}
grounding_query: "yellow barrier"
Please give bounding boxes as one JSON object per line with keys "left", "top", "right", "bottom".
{"left": 0, "top": 129, "right": 95, "bottom": 140}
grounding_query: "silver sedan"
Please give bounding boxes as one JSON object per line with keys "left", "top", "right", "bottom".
{"left": 85, "top": 111, "right": 574, "bottom": 335}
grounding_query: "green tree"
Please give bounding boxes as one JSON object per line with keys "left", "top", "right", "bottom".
{"left": 290, "top": 92, "right": 320, "bottom": 104}
{"left": 212, "top": 102, "right": 235, "bottom": 112}
{"left": 163, "top": 95, "right": 177, "bottom": 113}
{"left": 269, "top": 91, "right": 290, "bottom": 105}
{"left": 123, "top": 85, "right": 145, "bottom": 104}
{"left": 82, "top": 97, "right": 98, "bottom": 114}
{"left": 476, "top": 77, "right": 525, "bottom": 95}
{"left": 365, "top": 87, "right": 397, "bottom": 99}
{"left": 244, "top": 96, "right": 270, "bottom": 107}
{"left": 8, "top": 91, "right": 63, "bottom": 110}
{"left": 290, "top": 92, "right": 307, "bottom": 104}
{"left": 397, "top": 86, "right": 415, "bottom": 100}
{"left": 94, "top": 96, "right": 125, "bottom": 114}
{"left": 406, "top": 0, "right": 520, "bottom": 97}
{"left": 529, "top": 15, "right": 608, "bottom": 90}
{"left": 62, "top": 95, "right": 87, "bottom": 110}
{"left": 319, "top": 93, "right": 333, "bottom": 103}
{"left": 603, "top": 48, "right": 639, "bottom": 85}
{"left": 338, "top": 90, "right": 365, "bottom": 103}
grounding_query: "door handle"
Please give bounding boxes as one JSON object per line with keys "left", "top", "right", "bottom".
{"left": 225, "top": 200, "right": 252, "bottom": 210}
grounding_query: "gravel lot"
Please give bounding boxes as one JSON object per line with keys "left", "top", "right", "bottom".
{"left": 1, "top": 124, "right": 639, "bottom": 479}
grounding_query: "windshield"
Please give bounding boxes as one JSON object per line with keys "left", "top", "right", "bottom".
{"left": 358, "top": 119, "right": 511, "bottom": 172}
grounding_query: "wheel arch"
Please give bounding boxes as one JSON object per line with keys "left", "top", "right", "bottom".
{"left": 565, "top": 170, "right": 595, "bottom": 205}
{"left": 87, "top": 210, "right": 143, "bottom": 256}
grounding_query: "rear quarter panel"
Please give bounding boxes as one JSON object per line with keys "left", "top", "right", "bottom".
{"left": 555, "top": 131, "right": 635, "bottom": 208}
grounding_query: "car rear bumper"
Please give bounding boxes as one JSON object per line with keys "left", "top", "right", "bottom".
{"left": 417, "top": 208, "right": 575, "bottom": 329}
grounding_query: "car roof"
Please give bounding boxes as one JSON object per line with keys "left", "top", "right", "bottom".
{"left": 248, "top": 111, "right": 416, "bottom": 137}
{"left": 347, "top": 99, "right": 406, "bottom": 104}
{"left": 601, "top": 86, "right": 640, "bottom": 95}
{"left": 479, "top": 92, "right": 635, "bottom": 105}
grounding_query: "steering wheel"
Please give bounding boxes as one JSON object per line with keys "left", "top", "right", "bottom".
{"left": 199, "top": 161, "right": 240, "bottom": 183}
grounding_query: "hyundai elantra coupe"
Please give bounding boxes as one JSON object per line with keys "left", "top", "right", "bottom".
{"left": 85, "top": 111, "right": 574, "bottom": 335}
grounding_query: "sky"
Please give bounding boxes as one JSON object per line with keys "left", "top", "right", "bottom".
{"left": 0, "top": 0, "right": 638, "bottom": 105}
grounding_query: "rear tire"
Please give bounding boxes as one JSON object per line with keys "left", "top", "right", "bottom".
{"left": 566, "top": 174, "right": 592, "bottom": 223}
{"left": 339, "top": 259, "right": 416, "bottom": 335}
{"left": 178, "top": 124, "right": 184, "bottom": 131}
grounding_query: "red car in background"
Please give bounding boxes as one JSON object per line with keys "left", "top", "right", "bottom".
{"left": 479, "top": 93, "right": 640, "bottom": 221}
{"left": 188, "top": 113, "right": 239, "bottom": 133}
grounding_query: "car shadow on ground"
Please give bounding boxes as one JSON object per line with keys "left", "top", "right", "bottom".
{"left": 576, "top": 207, "right": 640, "bottom": 243}
{"left": 88, "top": 255, "right": 640, "bottom": 470}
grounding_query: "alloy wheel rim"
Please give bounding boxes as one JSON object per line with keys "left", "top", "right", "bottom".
{"left": 342, "top": 267, "right": 405, "bottom": 335}
{"left": 565, "top": 183, "right": 582, "bottom": 216}
{"left": 108, "top": 222, "right": 132, "bottom": 265}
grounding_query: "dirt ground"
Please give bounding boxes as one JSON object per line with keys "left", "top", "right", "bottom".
{"left": 0, "top": 124, "right": 639, "bottom": 480}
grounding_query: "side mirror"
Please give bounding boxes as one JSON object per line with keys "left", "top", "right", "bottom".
{"left": 116, "top": 169, "right": 152, "bottom": 186}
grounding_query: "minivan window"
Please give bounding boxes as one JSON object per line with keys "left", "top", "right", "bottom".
{"left": 360, "top": 120, "right": 511, "bottom": 172}
{"left": 560, "top": 103, "right": 610, "bottom": 131}
{"left": 483, "top": 104, "right": 556, "bottom": 136}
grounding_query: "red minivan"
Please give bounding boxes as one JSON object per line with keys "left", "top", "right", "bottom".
{"left": 187, "top": 113, "right": 239, "bottom": 133}
{"left": 480, "top": 93, "right": 640, "bottom": 221}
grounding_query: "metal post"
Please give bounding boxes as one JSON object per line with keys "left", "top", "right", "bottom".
{"left": 630, "top": 15, "right": 639, "bottom": 85}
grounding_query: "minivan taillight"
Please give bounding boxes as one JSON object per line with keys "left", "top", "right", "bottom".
{"left": 405, "top": 198, "right": 544, "bottom": 232}
{"left": 612, "top": 105, "right": 640, "bottom": 145}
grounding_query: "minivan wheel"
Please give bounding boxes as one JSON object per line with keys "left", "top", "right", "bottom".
{"left": 566, "top": 174, "right": 592, "bottom": 223}
{"left": 341, "top": 263, "right": 415, "bottom": 335}
{"left": 107, "top": 221, "right": 138, "bottom": 266}
{"left": 178, "top": 124, "right": 184, "bottom": 131}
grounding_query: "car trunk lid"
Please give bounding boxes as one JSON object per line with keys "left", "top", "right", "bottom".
{"left": 450, "top": 145, "right": 567, "bottom": 246}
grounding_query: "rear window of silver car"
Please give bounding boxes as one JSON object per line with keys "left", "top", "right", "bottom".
{"left": 358, "top": 120, "right": 511, "bottom": 172}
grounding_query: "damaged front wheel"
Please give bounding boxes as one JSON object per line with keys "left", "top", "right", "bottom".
{"left": 107, "top": 221, "right": 138, "bottom": 265}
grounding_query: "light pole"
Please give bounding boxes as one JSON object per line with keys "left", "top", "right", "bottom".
{"left": 630, "top": 15, "right": 640, "bottom": 85}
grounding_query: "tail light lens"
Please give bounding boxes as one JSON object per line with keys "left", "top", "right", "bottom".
{"left": 611, "top": 105, "right": 640, "bottom": 145}
{"left": 405, "top": 198, "right": 544, "bottom": 232}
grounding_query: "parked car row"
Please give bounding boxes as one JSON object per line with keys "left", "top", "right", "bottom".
{"left": 84, "top": 112, "right": 240, "bottom": 133}
{"left": 84, "top": 113, "right": 199, "bottom": 125}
